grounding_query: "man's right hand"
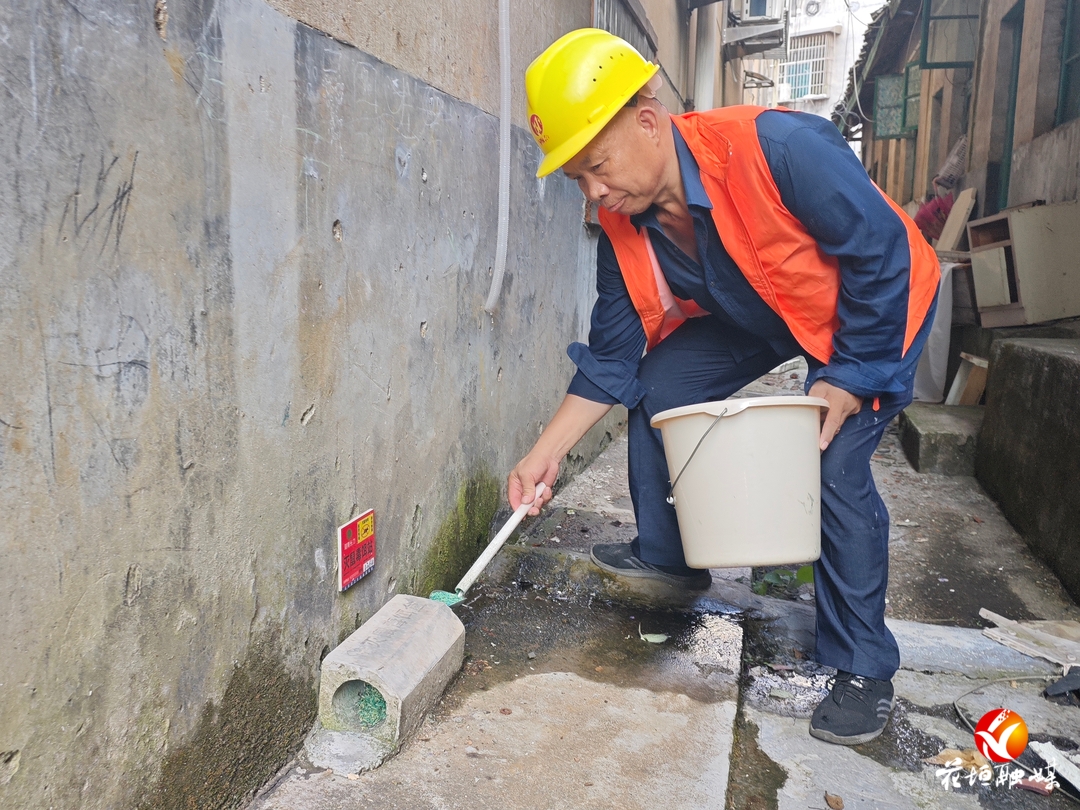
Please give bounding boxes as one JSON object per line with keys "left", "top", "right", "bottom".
{"left": 508, "top": 453, "right": 560, "bottom": 516}
{"left": 506, "top": 393, "right": 614, "bottom": 517}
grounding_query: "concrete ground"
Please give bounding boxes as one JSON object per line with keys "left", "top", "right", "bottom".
{"left": 250, "top": 366, "right": 1080, "bottom": 809}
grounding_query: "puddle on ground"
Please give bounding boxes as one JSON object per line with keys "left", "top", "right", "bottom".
{"left": 430, "top": 579, "right": 743, "bottom": 716}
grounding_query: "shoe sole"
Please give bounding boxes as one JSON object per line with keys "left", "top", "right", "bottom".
{"left": 808, "top": 697, "right": 895, "bottom": 746}
{"left": 589, "top": 548, "right": 712, "bottom": 589}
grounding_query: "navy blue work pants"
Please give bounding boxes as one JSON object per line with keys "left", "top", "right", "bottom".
{"left": 627, "top": 316, "right": 914, "bottom": 680}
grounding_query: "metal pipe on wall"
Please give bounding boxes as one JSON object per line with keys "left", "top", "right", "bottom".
{"left": 694, "top": 3, "right": 719, "bottom": 110}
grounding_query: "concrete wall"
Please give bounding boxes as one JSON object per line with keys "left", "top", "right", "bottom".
{"left": 1008, "top": 117, "right": 1080, "bottom": 206}
{"left": 642, "top": 0, "right": 694, "bottom": 110}
{"left": 967, "top": 0, "right": 1077, "bottom": 212}
{"left": 977, "top": 339, "right": 1080, "bottom": 604}
{"left": 0, "top": 0, "right": 610, "bottom": 807}
{"left": 268, "top": 0, "right": 590, "bottom": 125}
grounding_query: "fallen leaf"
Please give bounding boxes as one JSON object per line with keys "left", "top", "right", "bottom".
{"left": 346, "top": 773, "right": 359, "bottom": 781}
{"left": 924, "top": 748, "right": 989, "bottom": 771}
{"left": 584, "top": 782, "right": 594, "bottom": 787}
{"left": 972, "top": 515, "right": 984, "bottom": 523}
{"left": 825, "top": 791, "right": 844, "bottom": 809}
{"left": 594, "top": 665, "right": 604, "bottom": 672}
{"left": 638, "top": 623, "right": 669, "bottom": 644}
{"left": 500, "top": 708, "right": 512, "bottom": 715}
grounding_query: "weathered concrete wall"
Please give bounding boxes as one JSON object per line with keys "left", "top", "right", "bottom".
{"left": 641, "top": 0, "right": 693, "bottom": 110}
{"left": 1008, "top": 117, "right": 1080, "bottom": 206}
{"left": 266, "top": 0, "right": 590, "bottom": 126}
{"left": 0, "top": 0, "right": 609, "bottom": 807}
{"left": 976, "top": 339, "right": 1080, "bottom": 604}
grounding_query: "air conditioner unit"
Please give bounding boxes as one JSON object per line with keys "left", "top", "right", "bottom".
{"left": 740, "top": 0, "right": 780, "bottom": 19}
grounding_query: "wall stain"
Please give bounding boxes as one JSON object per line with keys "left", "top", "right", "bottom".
{"left": 412, "top": 471, "right": 500, "bottom": 597}
{"left": 137, "top": 636, "right": 315, "bottom": 810}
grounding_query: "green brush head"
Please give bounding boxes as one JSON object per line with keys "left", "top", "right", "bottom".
{"left": 429, "top": 589, "right": 464, "bottom": 606}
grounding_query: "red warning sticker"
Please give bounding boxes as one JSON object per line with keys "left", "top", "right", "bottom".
{"left": 338, "top": 509, "right": 375, "bottom": 592}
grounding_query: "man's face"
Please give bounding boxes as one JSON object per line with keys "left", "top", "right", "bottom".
{"left": 561, "top": 105, "right": 663, "bottom": 217}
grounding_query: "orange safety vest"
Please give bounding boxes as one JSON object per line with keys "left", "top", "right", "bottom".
{"left": 598, "top": 106, "right": 940, "bottom": 363}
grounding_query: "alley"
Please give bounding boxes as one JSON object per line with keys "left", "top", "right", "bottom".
{"left": 250, "top": 367, "right": 1080, "bottom": 809}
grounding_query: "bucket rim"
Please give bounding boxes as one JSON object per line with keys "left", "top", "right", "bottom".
{"left": 650, "top": 395, "right": 830, "bottom": 428}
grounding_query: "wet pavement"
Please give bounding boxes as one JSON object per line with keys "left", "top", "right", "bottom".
{"left": 250, "top": 363, "right": 1080, "bottom": 809}
{"left": 250, "top": 576, "right": 744, "bottom": 810}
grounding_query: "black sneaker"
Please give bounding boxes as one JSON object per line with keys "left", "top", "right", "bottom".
{"left": 809, "top": 671, "right": 895, "bottom": 745}
{"left": 590, "top": 543, "right": 712, "bottom": 589}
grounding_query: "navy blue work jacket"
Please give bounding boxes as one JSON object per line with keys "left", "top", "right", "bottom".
{"left": 566, "top": 110, "right": 930, "bottom": 409}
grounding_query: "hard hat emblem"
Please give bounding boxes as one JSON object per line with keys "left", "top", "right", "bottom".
{"left": 530, "top": 114, "right": 545, "bottom": 139}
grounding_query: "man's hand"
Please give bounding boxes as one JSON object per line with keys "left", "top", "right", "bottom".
{"left": 808, "top": 379, "right": 863, "bottom": 452}
{"left": 508, "top": 453, "right": 560, "bottom": 516}
{"left": 506, "top": 394, "right": 614, "bottom": 516}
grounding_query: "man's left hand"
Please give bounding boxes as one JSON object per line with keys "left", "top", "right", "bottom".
{"left": 808, "top": 380, "right": 863, "bottom": 452}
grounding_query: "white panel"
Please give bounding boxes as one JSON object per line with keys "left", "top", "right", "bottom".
{"left": 970, "top": 248, "right": 1011, "bottom": 308}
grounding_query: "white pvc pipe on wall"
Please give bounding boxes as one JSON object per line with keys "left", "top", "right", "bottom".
{"left": 694, "top": 3, "right": 719, "bottom": 111}
{"left": 483, "top": 0, "right": 513, "bottom": 313}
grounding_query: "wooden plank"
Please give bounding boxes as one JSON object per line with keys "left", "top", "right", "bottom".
{"left": 897, "top": 138, "right": 906, "bottom": 204}
{"left": 1029, "top": 742, "right": 1080, "bottom": 793}
{"left": 980, "top": 608, "right": 1080, "bottom": 669}
{"left": 971, "top": 247, "right": 1012, "bottom": 307}
{"left": 887, "top": 139, "right": 900, "bottom": 202}
{"left": 914, "top": 69, "right": 935, "bottom": 202}
{"left": 1011, "top": 201, "right": 1080, "bottom": 325}
{"left": 957, "top": 364, "right": 987, "bottom": 405}
{"left": 937, "top": 187, "right": 977, "bottom": 252}
{"left": 944, "top": 361, "right": 972, "bottom": 405}
{"left": 959, "top": 351, "right": 988, "bottom": 369}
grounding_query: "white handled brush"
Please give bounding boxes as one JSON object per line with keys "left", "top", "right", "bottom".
{"left": 430, "top": 482, "right": 546, "bottom": 606}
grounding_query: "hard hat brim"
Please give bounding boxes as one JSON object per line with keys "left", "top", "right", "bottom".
{"left": 535, "top": 63, "right": 660, "bottom": 179}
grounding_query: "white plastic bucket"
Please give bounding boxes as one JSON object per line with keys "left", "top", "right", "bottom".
{"left": 650, "top": 395, "right": 829, "bottom": 568}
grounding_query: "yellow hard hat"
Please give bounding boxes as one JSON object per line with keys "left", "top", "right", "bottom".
{"left": 525, "top": 29, "right": 660, "bottom": 178}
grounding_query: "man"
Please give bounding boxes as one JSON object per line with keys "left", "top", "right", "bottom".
{"left": 508, "top": 29, "right": 939, "bottom": 745}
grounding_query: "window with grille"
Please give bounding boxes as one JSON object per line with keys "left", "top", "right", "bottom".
{"left": 903, "top": 62, "right": 922, "bottom": 132}
{"left": 781, "top": 33, "right": 832, "bottom": 98}
{"left": 595, "top": 0, "right": 657, "bottom": 62}
{"left": 873, "top": 73, "right": 906, "bottom": 138}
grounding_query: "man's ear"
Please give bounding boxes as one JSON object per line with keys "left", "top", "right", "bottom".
{"left": 635, "top": 103, "right": 662, "bottom": 142}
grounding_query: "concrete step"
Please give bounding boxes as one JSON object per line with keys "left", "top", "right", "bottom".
{"left": 898, "top": 403, "right": 984, "bottom": 475}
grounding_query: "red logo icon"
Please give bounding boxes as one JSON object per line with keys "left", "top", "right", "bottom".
{"left": 529, "top": 114, "right": 544, "bottom": 138}
{"left": 974, "top": 708, "right": 1028, "bottom": 763}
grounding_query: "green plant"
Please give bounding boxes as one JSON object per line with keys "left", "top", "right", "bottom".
{"left": 752, "top": 564, "right": 814, "bottom": 595}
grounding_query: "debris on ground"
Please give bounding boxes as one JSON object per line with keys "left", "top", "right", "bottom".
{"left": 637, "top": 624, "right": 668, "bottom": 644}
{"left": 1030, "top": 741, "right": 1080, "bottom": 791}
{"left": 924, "top": 748, "right": 991, "bottom": 771}
{"left": 980, "top": 608, "right": 1080, "bottom": 669}
{"left": 744, "top": 664, "right": 831, "bottom": 716}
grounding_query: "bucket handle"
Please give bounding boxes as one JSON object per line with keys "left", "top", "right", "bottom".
{"left": 665, "top": 407, "right": 727, "bottom": 506}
